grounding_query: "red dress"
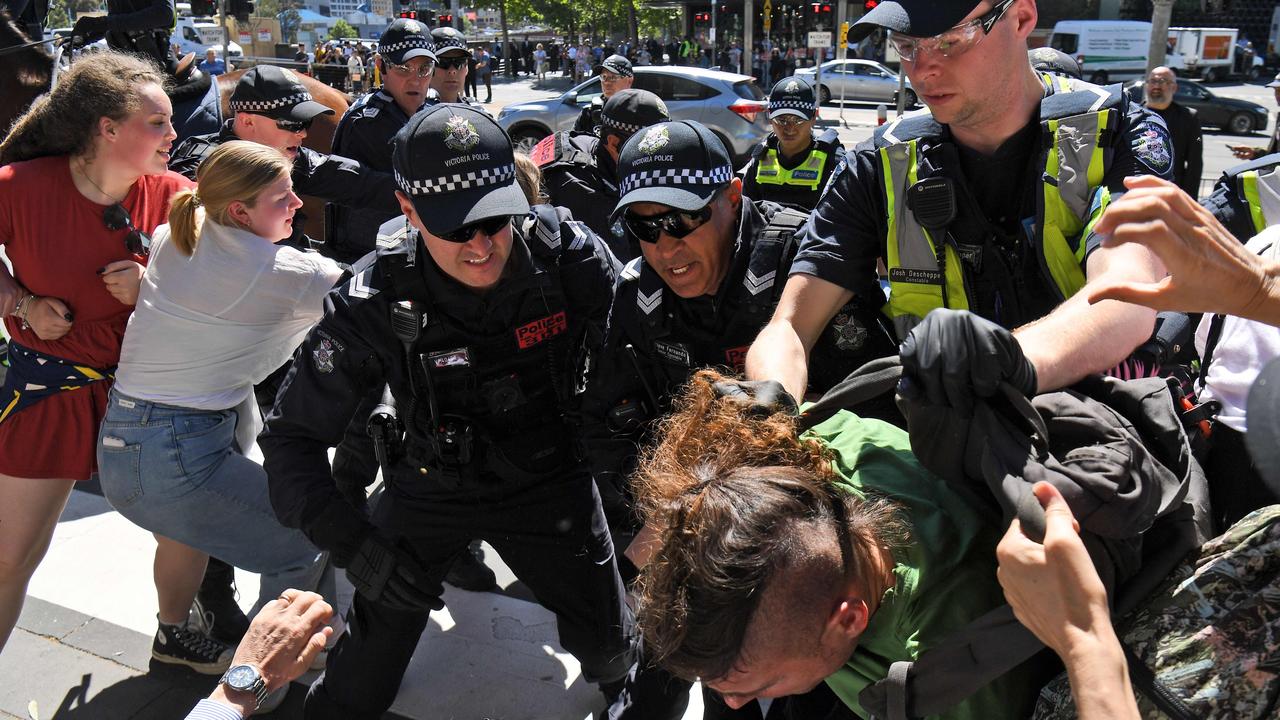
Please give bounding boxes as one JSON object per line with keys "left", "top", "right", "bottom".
{"left": 0, "top": 156, "right": 192, "bottom": 480}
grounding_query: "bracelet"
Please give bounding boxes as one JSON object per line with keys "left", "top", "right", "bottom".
{"left": 16, "top": 294, "right": 36, "bottom": 331}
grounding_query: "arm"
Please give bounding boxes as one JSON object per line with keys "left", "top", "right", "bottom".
{"left": 997, "top": 482, "right": 1140, "bottom": 720}
{"left": 746, "top": 274, "right": 853, "bottom": 401}
{"left": 293, "top": 148, "right": 401, "bottom": 214}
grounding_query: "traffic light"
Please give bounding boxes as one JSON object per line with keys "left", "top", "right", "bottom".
{"left": 693, "top": 11, "right": 710, "bottom": 22}
{"left": 439, "top": 13, "right": 452, "bottom": 23}
{"left": 190, "top": 0, "right": 216, "bottom": 16}
{"left": 863, "top": 0, "right": 878, "bottom": 11}
{"left": 227, "top": 0, "right": 253, "bottom": 21}
{"left": 399, "top": 9, "right": 416, "bottom": 18}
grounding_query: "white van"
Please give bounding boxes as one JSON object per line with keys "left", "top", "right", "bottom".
{"left": 1167, "top": 26, "right": 1262, "bottom": 81}
{"left": 174, "top": 17, "right": 243, "bottom": 60}
{"left": 1048, "top": 20, "right": 1167, "bottom": 85}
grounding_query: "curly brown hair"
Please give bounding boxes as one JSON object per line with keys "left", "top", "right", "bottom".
{"left": 633, "top": 369, "right": 908, "bottom": 682}
{"left": 0, "top": 50, "right": 167, "bottom": 166}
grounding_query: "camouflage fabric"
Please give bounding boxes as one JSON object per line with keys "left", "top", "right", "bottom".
{"left": 1033, "top": 506, "right": 1280, "bottom": 719}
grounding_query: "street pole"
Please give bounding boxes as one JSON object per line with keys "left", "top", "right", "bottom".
{"left": 1147, "top": 0, "right": 1173, "bottom": 72}
{"left": 220, "top": 0, "right": 229, "bottom": 68}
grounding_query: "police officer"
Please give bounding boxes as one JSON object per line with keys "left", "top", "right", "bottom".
{"left": 169, "top": 65, "right": 401, "bottom": 253}
{"left": 738, "top": 75, "right": 845, "bottom": 212}
{"left": 260, "top": 105, "right": 650, "bottom": 719}
{"left": 574, "top": 54, "right": 634, "bottom": 135}
{"left": 326, "top": 18, "right": 438, "bottom": 265}
{"left": 582, "top": 120, "right": 891, "bottom": 719}
{"left": 533, "top": 88, "right": 670, "bottom": 260}
{"left": 747, "top": 0, "right": 1172, "bottom": 406}
{"left": 427, "top": 26, "right": 487, "bottom": 110}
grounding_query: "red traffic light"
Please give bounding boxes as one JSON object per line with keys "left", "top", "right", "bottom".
{"left": 440, "top": 13, "right": 452, "bottom": 21}
{"left": 863, "top": 0, "right": 878, "bottom": 10}
{"left": 822, "top": 4, "right": 831, "bottom": 11}
{"left": 398, "top": 10, "right": 415, "bottom": 18}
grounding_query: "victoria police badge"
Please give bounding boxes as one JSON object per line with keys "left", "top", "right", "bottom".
{"left": 637, "top": 125, "right": 670, "bottom": 155}
{"left": 444, "top": 116, "right": 481, "bottom": 153}
{"left": 313, "top": 337, "right": 340, "bottom": 374}
{"left": 785, "top": 80, "right": 800, "bottom": 93}
{"left": 831, "top": 312, "right": 867, "bottom": 352}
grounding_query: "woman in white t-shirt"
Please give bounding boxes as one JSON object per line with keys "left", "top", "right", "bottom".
{"left": 96, "top": 142, "right": 342, "bottom": 673}
{"left": 534, "top": 43, "right": 548, "bottom": 82}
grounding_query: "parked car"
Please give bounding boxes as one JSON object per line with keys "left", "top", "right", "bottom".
{"left": 497, "top": 65, "right": 769, "bottom": 163}
{"left": 1124, "top": 78, "right": 1270, "bottom": 134}
{"left": 794, "top": 59, "right": 916, "bottom": 106}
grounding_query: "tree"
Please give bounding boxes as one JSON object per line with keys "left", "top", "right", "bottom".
{"left": 329, "top": 18, "right": 358, "bottom": 39}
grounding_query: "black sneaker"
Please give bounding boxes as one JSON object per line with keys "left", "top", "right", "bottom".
{"left": 444, "top": 540, "right": 498, "bottom": 592}
{"left": 152, "top": 621, "right": 234, "bottom": 674}
{"left": 192, "top": 559, "right": 251, "bottom": 645}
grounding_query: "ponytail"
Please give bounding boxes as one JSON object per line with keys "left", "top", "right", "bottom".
{"left": 167, "top": 190, "right": 202, "bottom": 257}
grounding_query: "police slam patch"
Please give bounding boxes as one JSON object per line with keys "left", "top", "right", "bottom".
{"left": 516, "top": 311, "right": 567, "bottom": 349}
{"left": 444, "top": 116, "right": 481, "bottom": 153}
{"left": 724, "top": 345, "right": 749, "bottom": 373}
{"left": 1132, "top": 122, "right": 1173, "bottom": 175}
{"left": 637, "top": 125, "right": 670, "bottom": 155}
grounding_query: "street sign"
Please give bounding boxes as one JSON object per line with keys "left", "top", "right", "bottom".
{"left": 808, "top": 31, "right": 832, "bottom": 48}
{"left": 839, "top": 21, "right": 849, "bottom": 49}
{"left": 763, "top": 0, "right": 772, "bottom": 32}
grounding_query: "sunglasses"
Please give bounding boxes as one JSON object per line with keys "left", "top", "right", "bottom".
{"left": 274, "top": 118, "right": 313, "bottom": 133}
{"left": 436, "top": 56, "right": 468, "bottom": 71}
{"left": 388, "top": 60, "right": 435, "bottom": 78}
{"left": 889, "top": 0, "right": 1016, "bottom": 63}
{"left": 438, "top": 215, "right": 511, "bottom": 243}
{"left": 770, "top": 115, "right": 809, "bottom": 128}
{"left": 623, "top": 193, "right": 719, "bottom": 244}
{"left": 103, "top": 203, "right": 152, "bottom": 257}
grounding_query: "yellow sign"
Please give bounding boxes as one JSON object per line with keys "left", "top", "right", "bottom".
{"left": 839, "top": 21, "right": 849, "bottom": 48}
{"left": 763, "top": 0, "right": 772, "bottom": 32}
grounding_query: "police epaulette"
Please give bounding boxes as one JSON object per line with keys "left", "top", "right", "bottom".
{"left": 524, "top": 205, "right": 571, "bottom": 260}
{"left": 1223, "top": 152, "right": 1280, "bottom": 179}
{"left": 1040, "top": 79, "right": 1120, "bottom": 120}
{"left": 815, "top": 127, "right": 842, "bottom": 148}
{"left": 874, "top": 113, "right": 943, "bottom": 148}
{"left": 620, "top": 256, "right": 643, "bottom": 282}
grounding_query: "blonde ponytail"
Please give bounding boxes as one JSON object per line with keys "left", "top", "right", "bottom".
{"left": 167, "top": 190, "right": 202, "bottom": 256}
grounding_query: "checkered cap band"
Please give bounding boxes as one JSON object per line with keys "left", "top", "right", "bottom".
{"left": 396, "top": 164, "right": 516, "bottom": 195}
{"left": 230, "top": 92, "right": 313, "bottom": 113}
{"left": 379, "top": 38, "right": 432, "bottom": 54}
{"left": 602, "top": 114, "right": 643, "bottom": 134}
{"left": 602, "top": 62, "right": 633, "bottom": 77}
{"left": 434, "top": 36, "right": 467, "bottom": 51}
{"left": 620, "top": 165, "right": 733, "bottom": 195}
{"left": 770, "top": 99, "right": 816, "bottom": 113}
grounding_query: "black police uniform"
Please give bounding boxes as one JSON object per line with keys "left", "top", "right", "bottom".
{"left": 167, "top": 119, "right": 400, "bottom": 252}
{"left": 423, "top": 86, "right": 490, "bottom": 112}
{"left": 573, "top": 94, "right": 606, "bottom": 135}
{"left": 101, "top": 0, "right": 175, "bottom": 71}
{"left": 325, "top": 89, "right": 420, "bottom": 264}
{"left": 739, "top": 127, "right": 846, "bottom": 211}
{"left": 260, "top": 207, "right": 636, "bottom": 718}
{"left": 794, "top": 79, "right": 1175, "bottom": 334}
{"left": 533, "top": 130, "right": 628, "bottom": 258}
{"left": 1202, "top": 152, "right": 1280, "bottom": 244}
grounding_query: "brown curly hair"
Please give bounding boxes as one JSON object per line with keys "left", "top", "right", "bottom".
{"left": 633, "top": 369, "right": 908, "bottom": 682}
{"left": 0, "top": 50, "right": 167, "bottom": 166}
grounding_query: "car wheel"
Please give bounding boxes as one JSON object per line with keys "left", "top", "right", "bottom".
{"left": 510, "top": 126, "right": 549, "bottom": 155}
{"left": 1227, "top": 112, "right": 1254, "bottom": 135}
{"left": 1204, "top": 67, "right": 1221, "bottom": 83}
{"left": 1088, "top": 70, "right": 1108, "bottom": 85}
{"left": 818, "top": 84, "right": 831, "bottom": 105}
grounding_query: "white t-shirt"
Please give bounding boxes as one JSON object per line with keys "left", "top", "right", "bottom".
{"left": 1194, "top": 225, "right": 1280, "bottom": 433}
{"left": 115, "top": 215, "right": 342, "bottom": 411}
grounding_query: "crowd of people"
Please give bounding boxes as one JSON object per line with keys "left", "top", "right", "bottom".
{"left": 3, "top": 0, "right": 1280, "bottom": 719}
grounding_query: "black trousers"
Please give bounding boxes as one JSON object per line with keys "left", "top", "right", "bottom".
{"left": 304, "top": 465, "right": 636, "bottom": 719}
{"left": 1204, "top": 423, "right": 1279, "bottom": 533}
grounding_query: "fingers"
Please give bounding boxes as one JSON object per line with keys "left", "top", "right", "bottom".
{"left": 99, "top": 260, "right": 136, "bottom": 274}
{"left": 294, "top": 629, "right": 330, "bottom": 674}
{"left": 1085, "top": 278, "right": 1176, "bottom": 308}
{"left": 1033, "top": 482, "right": 1077, "bottom": 537}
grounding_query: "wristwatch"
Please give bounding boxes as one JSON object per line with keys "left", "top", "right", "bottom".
{"left": 220, "top": 663, "right": 269, "bottom": 711}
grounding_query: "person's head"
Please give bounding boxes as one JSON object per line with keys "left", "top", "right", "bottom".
{"left": 613, "top": 121, "right": 742, "bottom": 298}
{"left": 0, "top": 51, "right": 173, "bottom": 174}
{"left": 392, "top": 105, "right": 530, "bottom": 293}
{"left": 767, "top": 76, "right": 819, "bottom": 157}
{"left": 536, "top": 42, "right": 544, "bottom": 50}
{"left": 513, "top": 151, "right": 545, "bottom": 204}
{"left": 1144, "top": 66, "right": 1177, "bottom": 110}
{"left": 598, "top": 54, "right": 634, "bottom": 98}
{"left": 1267, "top": 72, "right": 1280, "bottom": 105}
{"left": 849, "top": 0, "right": 1037, "bottom": 134}
{"left": 205, "top": 48, "right": 217, "bottom": 63}
{"left": 431, "top": 26, "right": 470, "bottom": 101}
{"left": 377, "top": 18, "right": 437, "bottom": 114}
{"left": 169, "top": 141, "right": 300, "bottom": 254}
{"left": 633, "top": 369, "right": 908, "bottom": 708}
{"left": 297, "top": 43, "right": 306, "bottom": 52}
{"left": 600, "top": 89, "right": 671, "bottom": 164}
{"left": 229, "top": 65, "right": 336, "bottom": 160}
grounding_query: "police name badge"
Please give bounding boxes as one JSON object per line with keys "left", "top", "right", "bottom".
{"left": 428, "top": 347, "right": 472, "bottom": 369}
{"left": 654, "top": 340, "right": 692, "bottom": 367}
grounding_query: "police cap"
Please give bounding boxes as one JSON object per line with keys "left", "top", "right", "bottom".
{"left": 598, "top": 54, "right": 634, "bottom": 78}
{"left": 393, "top": 105, "right": 529, "bottom": 237}
{"left": 849, "top": 0, "right": 981, "bottom": 43}
{"left": 229, "top": 66, "right": 335, "bottom": 122}
{"left": 379, "top": 18, "right": 436, "bottom": 65}
{"left": 601, "top": 89, "right": 670, "bottom": 136}
{"left": 768, "top": 75, "right": 818, "bottom": 120}
{"left": 431, "top": 26, "right": 469, "bottom": 57}
{"left": 612, "top": 120, "right": 733, "bottom": 222}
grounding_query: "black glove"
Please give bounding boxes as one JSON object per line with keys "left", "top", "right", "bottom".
{"left": 345, "top": 533, "right": 443, "bottom": 613}
{"left": 898, "top": 309, "right": 1037, "bottom": 418}
{"left": 711, "top": 379, "right": 798, "bottom": 417}
{"left": 71, "top": 15, "right": 110, "bottom": 42}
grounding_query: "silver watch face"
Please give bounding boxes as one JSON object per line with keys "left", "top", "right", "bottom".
{"left": 226, "top": 664, "right": 260, "bottom": 690}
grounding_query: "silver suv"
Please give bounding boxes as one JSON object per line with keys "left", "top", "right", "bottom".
{"left": 497, "top": 66, "right": 769, "bottom": 163}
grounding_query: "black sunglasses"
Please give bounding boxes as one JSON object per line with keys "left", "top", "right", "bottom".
{"left": 103, "top": 203, "right": 152, "bottom": 257}
{"left": 623, "top": 193, "right": 719, "bottom": 244}
{"left": 436, "top": 55, "right": 469, "bottom": 70}
{"left": 438, "top": 215, "right": 511, "bottom": 243}
{"left": 274, "top": 118, "right": 313, "bottom": 133}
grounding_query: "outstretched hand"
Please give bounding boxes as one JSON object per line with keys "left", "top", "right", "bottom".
{"left": 1087, "top": 176, "right": 1278, "bottom": 322}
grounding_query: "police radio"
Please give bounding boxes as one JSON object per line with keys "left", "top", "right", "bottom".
{"left": 906, "top": 177, "right": 957, "bottom": 308}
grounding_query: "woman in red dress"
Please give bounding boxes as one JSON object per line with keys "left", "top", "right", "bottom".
{"left": 0, "top": 51, "right": 191, "bottom": 649}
